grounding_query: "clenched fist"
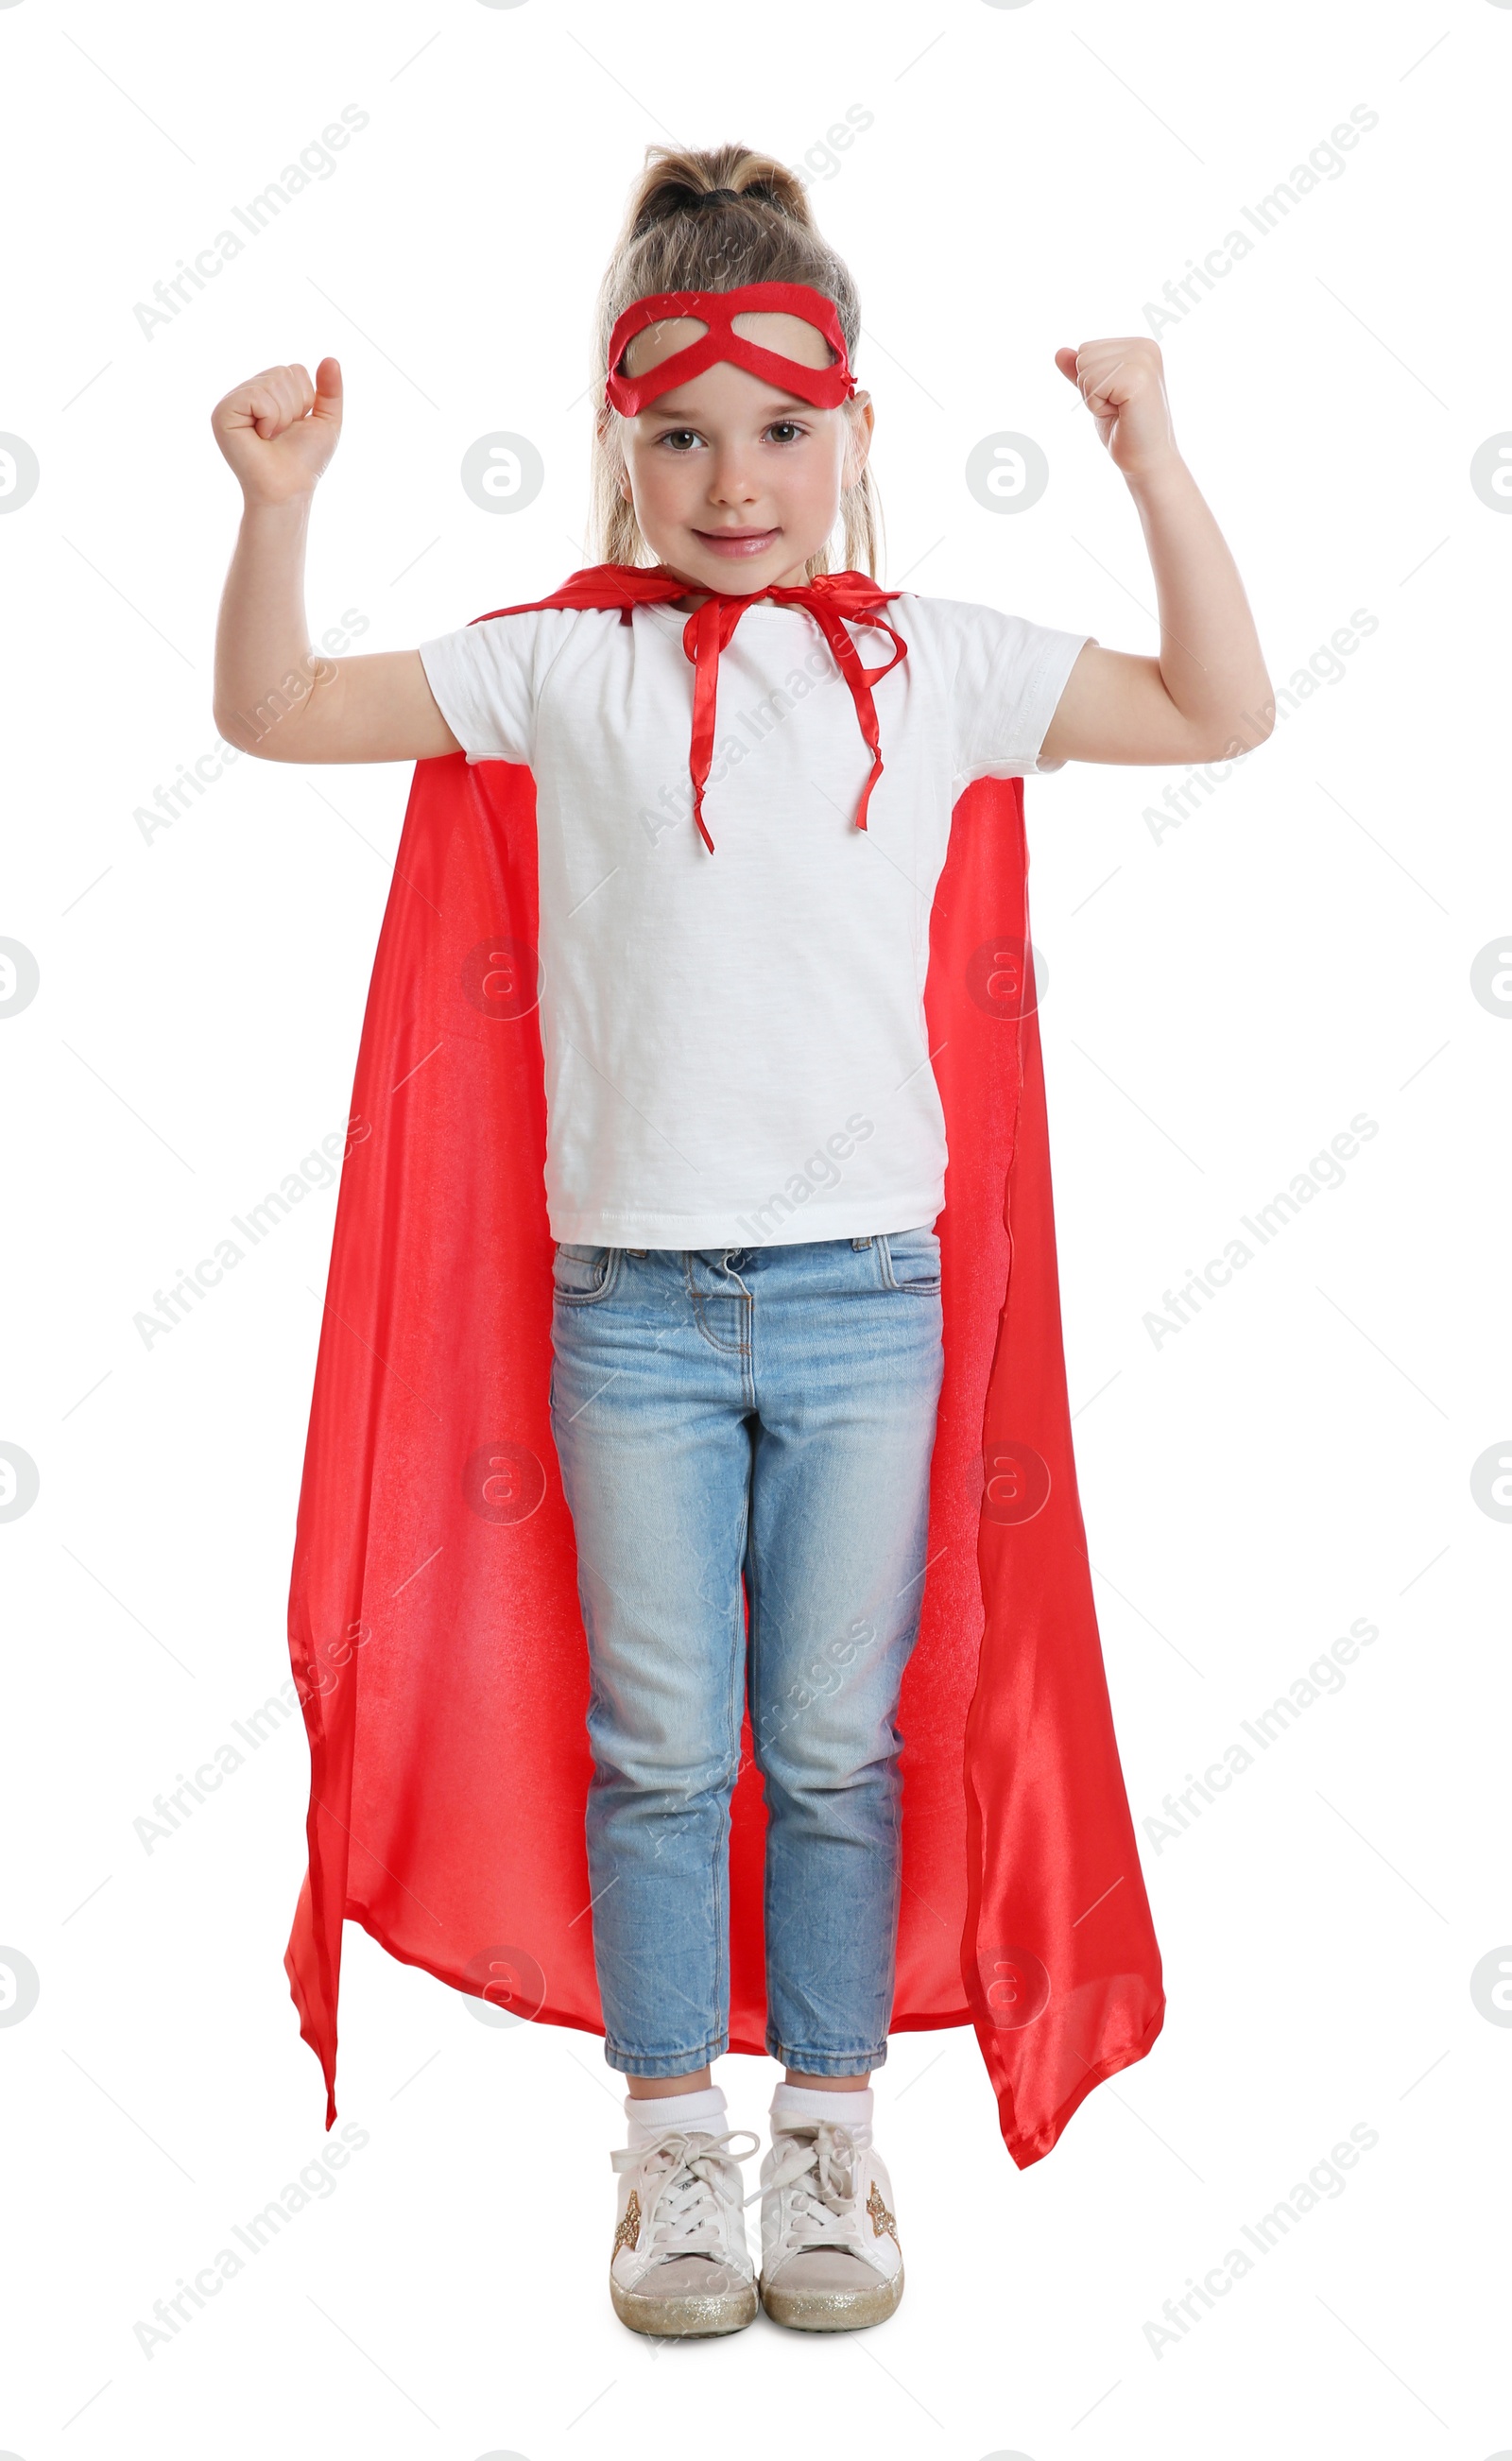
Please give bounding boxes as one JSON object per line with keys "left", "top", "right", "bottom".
{"left": 1056, "top": 337, "right": 1177, "bottom": 481}
{"left": 211, "top": 356, "right": 344, "bottom": 507}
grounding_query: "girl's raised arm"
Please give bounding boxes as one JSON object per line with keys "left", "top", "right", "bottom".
{"left": 1039, "top": 336, "right": 1275, "bottom": 770}
{"left": 210, "top": 357, "right": 460, "bottom": 765}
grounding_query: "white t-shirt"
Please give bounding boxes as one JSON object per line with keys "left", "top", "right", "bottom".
{"left": 418, "top": 591, "right": 1092, "bottom": 1248}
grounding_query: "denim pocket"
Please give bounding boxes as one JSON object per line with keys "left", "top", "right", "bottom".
{"left": 879, "top": 1225, "right": 942, "bottom": 1293}
{"left": 550, "top": 1242, "right": 622, "bottom": 1304}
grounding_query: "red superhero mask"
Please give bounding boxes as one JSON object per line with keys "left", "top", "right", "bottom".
{"left": 603, "top": 281, "right": 857, "bottom": 417}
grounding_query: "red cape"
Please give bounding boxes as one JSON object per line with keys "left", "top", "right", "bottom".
{"left": 283, "top": 576, "right": 1164, "bottom": 2166}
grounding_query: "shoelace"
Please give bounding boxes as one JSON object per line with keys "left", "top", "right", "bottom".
{"left": 610, "top": 2125, "right": 761, "bottom": 2260}
{"left": 744, "top": 2120, "right": 866, "bottom": 2248}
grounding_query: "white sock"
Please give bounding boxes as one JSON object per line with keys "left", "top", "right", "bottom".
{"left": 771, "top": 2082, "right": 874, "bottom": 2144}
{"left": 625, "top": 2081, "right": 728, "bottom": 2148}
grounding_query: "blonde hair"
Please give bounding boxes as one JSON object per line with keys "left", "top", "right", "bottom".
{"left": 590, "top": 143, "right": 883, "bottom": 581}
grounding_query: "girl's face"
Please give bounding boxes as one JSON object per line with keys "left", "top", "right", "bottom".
{"left": 610, "top": 309, "right": 873, "bottom": 604}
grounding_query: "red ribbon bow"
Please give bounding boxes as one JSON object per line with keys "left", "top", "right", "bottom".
{"left": 472, "top": 563, "right": 908, "bottom": 854}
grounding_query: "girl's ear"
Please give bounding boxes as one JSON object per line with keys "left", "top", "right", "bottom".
{"left": 843, "top": 392, "right": 875, "bottom": 487}
{"left": 595, "top": 402, "right": 632, "bottom": 503}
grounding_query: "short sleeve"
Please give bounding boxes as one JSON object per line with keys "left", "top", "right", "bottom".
{"left": 417, "top": 612, "right": 549, "bottom": 766}
{"left": 948, "top": 604, "right": 1097, "bottom": 782}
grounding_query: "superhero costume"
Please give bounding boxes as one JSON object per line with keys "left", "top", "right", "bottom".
{"left": 282, "top": 283, "right": 1164, "bottom": 2165}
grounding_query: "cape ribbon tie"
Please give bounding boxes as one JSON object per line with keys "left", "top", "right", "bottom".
{"left": 469, "top": 562, "right": 908, "bottom": 855}
{"left": 679, "top": 573, "right": 906, "bottom": 853}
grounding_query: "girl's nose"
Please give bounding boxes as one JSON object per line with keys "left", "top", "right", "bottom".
{"left": 705, "top": 453, "right": 761, "bottom": 505}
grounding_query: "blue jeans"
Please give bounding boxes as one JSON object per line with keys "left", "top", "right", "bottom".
{"left": 547, "top": 1230, "right": 945, "bottom": 2078}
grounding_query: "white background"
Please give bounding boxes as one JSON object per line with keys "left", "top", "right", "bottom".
{"left": 2, "top": 0, "right": 1507, "bottom": 2453}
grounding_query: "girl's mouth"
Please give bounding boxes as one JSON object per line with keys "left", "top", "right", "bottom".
{"left": 693, "top": 526, "right": 781, "bottom": 559}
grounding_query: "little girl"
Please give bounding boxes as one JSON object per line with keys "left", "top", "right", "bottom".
{"left": 212, "top": 142, "right": 1271, "bottom": 2338}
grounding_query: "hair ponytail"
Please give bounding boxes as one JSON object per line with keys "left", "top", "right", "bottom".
{"left": 589, "top": 144, "right": 883, "bottom": 581}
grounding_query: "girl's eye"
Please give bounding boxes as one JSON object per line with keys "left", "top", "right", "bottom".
{"left": 651, "top": 422, "right": 809, "bottom": 450}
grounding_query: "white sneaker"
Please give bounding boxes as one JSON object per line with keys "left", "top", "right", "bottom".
{"left": 609, "top": 2125, "right": 761, "bottom": 2336}
{"left": 757, "top": 2116, "right": 905, "bottom": 2331}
